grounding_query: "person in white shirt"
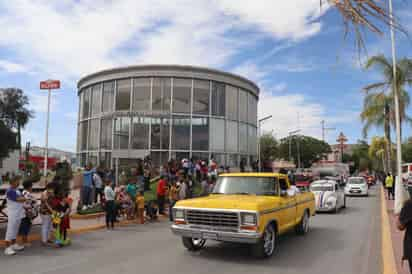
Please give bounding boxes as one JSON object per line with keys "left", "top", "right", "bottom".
{"left": 93, "top": 172, "right": 104, "bottom": 204}
{"left": 104, "top": 179, "right": 116, "bottom": 229}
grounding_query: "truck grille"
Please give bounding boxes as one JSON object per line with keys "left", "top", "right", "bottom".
{"left": 186, "top": 210, "right": 239, "bottom": 228}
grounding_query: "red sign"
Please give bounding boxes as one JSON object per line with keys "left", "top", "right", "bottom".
{"left": 40, "top": 80, "right": 60, "bottom": 90}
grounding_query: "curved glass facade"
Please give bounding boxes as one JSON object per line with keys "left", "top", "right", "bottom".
{"left": 77, "top": 67, "right": 258, "bottom": 169}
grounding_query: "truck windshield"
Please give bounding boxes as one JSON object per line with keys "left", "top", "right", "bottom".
{"left": 212, "top": 176, "right": 278, "bottom": 195}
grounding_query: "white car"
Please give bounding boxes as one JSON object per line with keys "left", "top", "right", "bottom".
{"left": 344, "top": 177, "right": 368, "bottom": 196}
{"left": 310, "top": 180, "right": 346, "bottom": 213}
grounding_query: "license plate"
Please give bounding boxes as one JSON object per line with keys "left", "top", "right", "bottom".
{"left": 203, "top": 232, "right": 218, "bottom": 240}
{"left": 351, "top": 190, "right": 360, "bottom": 193}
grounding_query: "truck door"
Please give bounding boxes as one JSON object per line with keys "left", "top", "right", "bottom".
{"left": 279, "top": 178, "right": 297, "bottom": 231}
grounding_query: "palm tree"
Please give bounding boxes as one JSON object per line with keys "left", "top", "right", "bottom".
{"left": 0, "top": 88, "right": 33, "bottom": 150}
{"left": 361, "top": 55, "right": 412, "bottom": 171}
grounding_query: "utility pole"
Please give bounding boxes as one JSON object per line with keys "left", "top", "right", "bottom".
{"left": 258, "top": 115, "right": 272, "bottom": 172}
{"left": 321, "top": 120, "right": 335, "bottom": 142}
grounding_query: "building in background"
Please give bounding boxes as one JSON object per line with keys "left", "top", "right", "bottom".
{"left": 0, "top": 150, "right": 19, "bottom": 176}
{"left": 76, "top": 65, "right": 259, "bottom": 170}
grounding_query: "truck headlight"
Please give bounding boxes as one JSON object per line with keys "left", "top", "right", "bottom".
{"left": 240, "top": 212, "right": 257, "bottom": 226}
{"left": 174, "top": 209, "right": 185, "bottom": 221}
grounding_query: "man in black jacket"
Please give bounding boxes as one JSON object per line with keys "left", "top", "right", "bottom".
{"left": 398, "top": 198, "right": 412, "bottom": 273}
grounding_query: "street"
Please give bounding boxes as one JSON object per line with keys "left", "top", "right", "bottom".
{"left": 0, "top": 186, "right": 381, "bottom": 274}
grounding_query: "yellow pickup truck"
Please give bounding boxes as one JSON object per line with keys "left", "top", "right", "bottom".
{"left": 171, "top": 173, "right": 315, "bottom": 258}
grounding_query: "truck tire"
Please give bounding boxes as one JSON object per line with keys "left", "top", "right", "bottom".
{"left": 296, "top": 210, "right": 310, "bottom": 235}
{"left": 251, "top": 224, "right": 277, "bottom": 258}
{"left": 182, "top": 237, "right": 206, "bottom": 251}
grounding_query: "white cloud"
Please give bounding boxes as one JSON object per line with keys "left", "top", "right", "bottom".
{"left": 64, "top": 111, "right": 78, "bottom": 121}
{"left": 29, "top": 93, "right": 59, "bottom": 113}
{"left": 0, "top": 60, "right": 28, "bottom": 73}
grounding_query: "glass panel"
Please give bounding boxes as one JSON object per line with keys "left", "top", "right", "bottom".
{"left": 152, "top": 78, "right": 171, "bottom": 112}
{"left": 99, "top": 152, "right": 111, "bottom": 169}
{"left": 211, "top": 82, "right": 225, "bottom": 116}
{"left": 114, "top": 117, "right": 130, "bottom": 149}
{"left": 213, "top": 153, "right": 225, "bottom": 167}
{"left": 88, "top": 152, "right": 98, "bottom": 167}
{"left": 81, "top": 88, "right": 90, "bottom": 119}
{"left": 238, "top": 89, "right": 248, "bottom": 122}
{"left": 102, "top": 81, "right": 114, "bottom": 113}
{"left": 248, "top": 125, "right": 257, "bottom": 155}
{"left": 248, "top": 93, "right": 257, "bottom": 125}
{"left": 150, "top": 151, "right": 169, "bottom": 168}
{"left": 191, "top": 152, "right": 209, "bottom": 162}
{"left": 80, "top": 153, "right": 87, "bottom": 167}
{"left": 115, "top": 79, "right": 131, "bottom": 111}
{"left": 150, "top": 117, "right": 170, "bottom": 150}
{"left": 88, "top": 119, "right": 99, "bottom": 151}
{"left": 225, "top": 85, "right": 238, "bottom": 120}
{"left": 79, "top": 90, "right": 84, "bottom": 120}
{"left": 226, "top": 121, "right": 238, "bottom": 152}
{"left": 91, "top": 84, "right": 101, "bottom": 117}
{"left": 170, "top": 152, "right": 190, "bottom": 162}
{"left": 239, "top": 123, "right": 248, "bottom": 153}
{"left": 131, "top": 116, "right": 150, "bottom": 149}
{"left": 173, "top": 78, "right": 191, "bottom": 113}
{"left": 80, "top": 121, "right": 89, "bottom": 150}
{"left": 209, "top": 118, "right": 225, "bottom": 151}
{"left": 227, "top": 154, "right": 238, "bottom": 167}
{"left": 100, "top": 119, "right": 112, "bottom": 150}
{"left": 133, "top": 78, "right": 151, "bottom": 111}
{"left": 193, "top": 80, "right": 209, "bottom": 115}
{"left": 172, "top": 116, "right": 190, "bottom": 150}
{"left": 192, "top": 117, "right": 208, "bottom": 151}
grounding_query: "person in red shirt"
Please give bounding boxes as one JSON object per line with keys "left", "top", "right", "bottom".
{"left": 157, "top": 176, "right": 168, "bottom": 215}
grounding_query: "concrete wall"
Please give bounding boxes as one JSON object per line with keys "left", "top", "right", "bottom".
{"left": 0, "top": 150, "right": 19, "bottom": 175}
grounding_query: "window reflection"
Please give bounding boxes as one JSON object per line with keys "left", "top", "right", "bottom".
{"left": 114, "top": 117, "right": 130, "bottom": 149}
{"left": 210, "top": 118, "right": 225, "bottom": 151}
{"left": 81, "top": 88, "right": 90, "bottom": 119}
{"left": 100, "top": 119, "right": 112, "bottom": 150}
{"left": 211, "top": 82, "right": 225, "bottom": 116}
{"left": 172, "top": 116, "right": 190, "bottom": 150}
{"left": 226, "top": 120, "right": 238, "bottom": 152}
{"left": 225, "top": 85, "right": 238, "bottom": 120}
{"left": 193, "top": 80, "right": 209, "bottom": 115}
{"left": 248, "top": 125, "right": 257, "bottom": 155}
{"left": 133, "top": 78, "right": 151, "bottom": 111}
{"left": 91, "top": 84, "right": 101, "bottom": 117}
{"left": 238, "top": 89, "right": 248, "bottom": 122}
{"left": 151, "top": 117, "right": 170, "bottom": 150}
{"left": 88, "top": 119, "right": 99, "bottom": 150}
{"left": 102, "top": 81, "right": 114, "bottom": 113}
{"left": 248, "top": 94, "right": 257, "bottom": 125}
{"left": 152, "top": 78, "right": 171, "bottom": 112}
{"left": 80, "top": 121, "right": 88, "bottom": 150}
{"left": 192, "top": 117, "right": 208, "bottom": 151}
{"left": 173, "top": 78, "right": 191, "bottom": 113}
{"left": 239, "top": 123, "right": 248, "bottom": 153}
{"left": 131, "top": 117, "right": 150, "bottom": 149}
{"left": 116, "top": 79, "right": 131, "bottom": 111}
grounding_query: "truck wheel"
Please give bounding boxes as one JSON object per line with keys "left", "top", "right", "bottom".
{"left": 182, "top": 237, "right": 206, "bottom": 251}
{"left": 296, "top": 210, "right": 310, "bottom": 235}
{"left": 251, "top": 224, "right": 277, "bottom": 258}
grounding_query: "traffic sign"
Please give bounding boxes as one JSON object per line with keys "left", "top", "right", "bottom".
{"left": 40, "top": 80, "right": 60, "bottom": 90}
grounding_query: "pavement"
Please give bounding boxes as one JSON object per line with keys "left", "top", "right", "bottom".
{"left": 0, "top": 185, "right": 382, "bottom": 274}
{"left": 385, "top": 189, "right": 409, "bottom": 274}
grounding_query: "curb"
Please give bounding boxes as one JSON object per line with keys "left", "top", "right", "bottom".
{"left": 381, "top": 187, "right": 398, "bottom": 274}
{"left": 0, "top": 215, "right": 170, "bottom": 247}
{"left": 71, "top": 212, "right": 105, "bottom": 220}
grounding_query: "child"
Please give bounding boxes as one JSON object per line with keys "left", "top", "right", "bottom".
{"left": 18, "top": 180, "right": 38, "bottom": 247}
{"left": 40, "top": 182, "right": 56, "bottom": 246}
{"left": 117, "top": 186, "right": 133, "bottom": 219}
{"left": 104, "top": 179, "right": 116, "bottom": 229}
{"left": 136, "top": 191, "right": 145, "bottom": 224}
{"left": 4, "top": 176, "right": 26, "bottom": 256}
{"left": 60, "top": 193, "right": 72, "bottom": 245}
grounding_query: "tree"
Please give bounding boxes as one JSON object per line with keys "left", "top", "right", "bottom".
{"left": 259, "top": 134, "right": 278, "bottom": 163}
{"left": 0, "top": 120, "right": 18, "bottom": 160}
{"left": 402, "top": 138, "right": 412, "bottom": 164}
{"left": 361, "top": 55, "right": 412, "bottom": 171}
{"left": 278, "top": 135, "right": 331, "bottom": 168}
{"left": 350, "top": 140, "right": 372, "bottom": 173}
{"left": 0, "top": 88, "right": 34, "bottom": 150}
{"left": 369, "top": 136, "right": 390, "bottom": 172}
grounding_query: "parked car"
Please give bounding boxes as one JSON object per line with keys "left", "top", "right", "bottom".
{"left": 171, "top": 172, "right": 316, "bottom": 258}
{"left": 310, "top": 180, "right": 346, "bottom": 213}
{"left": 344, "top": 177, "right": 368, "bottom": 196}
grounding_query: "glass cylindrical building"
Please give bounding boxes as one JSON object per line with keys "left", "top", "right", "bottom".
{"left": 76, "top": 65, "right": 259, "bottom": 170}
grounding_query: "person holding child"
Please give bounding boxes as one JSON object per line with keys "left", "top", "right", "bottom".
{"left": 4, "top": 176, "right": 26, "bottom": 256}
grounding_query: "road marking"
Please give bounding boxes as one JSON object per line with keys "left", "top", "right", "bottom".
{"left": 381, "top": 186, "right": 398, "bottom": 274}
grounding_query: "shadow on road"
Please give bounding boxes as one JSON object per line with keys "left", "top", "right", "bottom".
{"left": 192, "top": 226, "right": 344, "bottom": 269}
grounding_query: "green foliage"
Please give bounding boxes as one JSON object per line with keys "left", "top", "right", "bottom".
{"left": 402, "top": 138, "right": 412, "bottom": 164}
{"left": 0, "top": 120, "right": 18, "bottom": 159}
{"left": 259, "top": 133, "right": 278, "bottom": 162}
{"left": 278, "top": 135, "right": 331, "bottom": 168}
{"left": 350, "top": 140, "right": 372, "bottom": 172}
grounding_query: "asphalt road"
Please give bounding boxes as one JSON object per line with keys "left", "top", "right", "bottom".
{"left": 0, "top": 186, "right": 382, "bottom": 274}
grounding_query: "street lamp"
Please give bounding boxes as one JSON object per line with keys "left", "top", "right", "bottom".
{"left": 258, "top": 115, "right": 273, "bottom": 172}
{"left": 288, "top": 129, "right": 301, "bottom": 168}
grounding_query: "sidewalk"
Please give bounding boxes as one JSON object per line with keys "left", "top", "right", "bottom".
{"left": 385, "top": 191, "right": 409, "bottom": 274}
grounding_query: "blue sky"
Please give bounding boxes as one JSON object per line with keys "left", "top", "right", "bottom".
{"left": 0, "top": 0, "right": 411, "bottom": 152}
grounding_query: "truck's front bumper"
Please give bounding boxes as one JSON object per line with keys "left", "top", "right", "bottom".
{"left": 171, "top": 225, "right": 261, "bottom": 244}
